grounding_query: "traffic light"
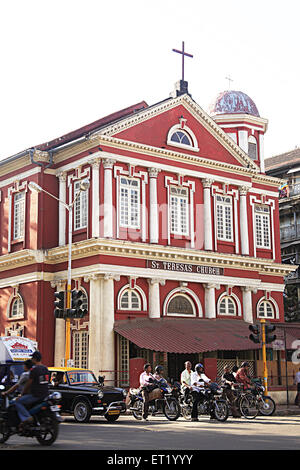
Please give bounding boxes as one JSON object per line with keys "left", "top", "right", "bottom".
{"left": 265, "top": 324, "right": 277, "bottom": 343}
{"left": 54, "top": 291, "right": 65, "bottom": 319}
{"left": 66, "top": 289, "right": 87, "bottom": 318}
{"left": 249, "top": 324, "right": 261, "bottom": 343}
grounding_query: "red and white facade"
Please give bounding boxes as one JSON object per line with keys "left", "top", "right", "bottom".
{"left": 0, "top": 88, "right": 294, "bottom": 383}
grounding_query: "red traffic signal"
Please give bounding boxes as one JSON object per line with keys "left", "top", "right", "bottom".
{"left": 249, "top": 324, "right": 261, "bottom": 344}
{"left": 265, "top": 324, "right": 277, "bottom": 344}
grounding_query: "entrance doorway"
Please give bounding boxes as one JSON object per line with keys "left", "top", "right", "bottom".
{"left": 168, "top": 353, "right": 199, "bottom": 382}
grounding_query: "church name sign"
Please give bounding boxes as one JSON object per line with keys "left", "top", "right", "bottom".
{"left": 147, "top": 260, "right": 224, "bottom": 276}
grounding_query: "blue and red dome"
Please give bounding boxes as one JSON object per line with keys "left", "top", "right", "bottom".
{"left": 209, "top": 90, "right": 260, "bottom": 117}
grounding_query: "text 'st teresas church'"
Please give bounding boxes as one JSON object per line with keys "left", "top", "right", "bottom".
{"left": 0, "top": 76, "right": 294, "bottom": 386}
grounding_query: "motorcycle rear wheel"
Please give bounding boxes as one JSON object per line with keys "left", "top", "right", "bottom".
{"left": 36, "top": 414, "right": 59, "bottom": 446}
{"left": 163, "top": 398, "right": 181, "bottom": 421}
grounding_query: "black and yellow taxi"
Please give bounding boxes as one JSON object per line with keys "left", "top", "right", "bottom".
{"left": 48, "top": 367, "right": 127, "bottom": 423}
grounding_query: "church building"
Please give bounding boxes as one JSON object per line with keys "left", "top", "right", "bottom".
{"left": 0, "top": 75, "right": 295, "bottom": 388}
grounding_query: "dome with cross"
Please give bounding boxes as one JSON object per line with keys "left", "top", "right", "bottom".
{"left": 209, "top": 90, "right": 260, "bottom": 118}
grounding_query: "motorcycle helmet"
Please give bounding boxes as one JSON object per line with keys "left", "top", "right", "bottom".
{"left": 195, "top": 363, "right": 204, "bottom": 372}
{"left": 155, "top": 365, "right": 164, "bottom": 374}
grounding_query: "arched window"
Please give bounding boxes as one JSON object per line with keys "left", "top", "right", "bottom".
{"left": 248, "top": 135, "right": 258, "bottom": 160}
{"left": 120, "top": 289, "right": 141, "bottom": 310}
{"left": 167, "top": 123, "right": 199, "bottom": 151}
{"left": 10, "top": 295, "right": 24, "bottom": 319}
{"left": 218, "top": 296, "right": 236, "bottom": 316}
{"left": 167, "top": 294, "right": 196, "bottom": 316}
{"left": 170, "top": 130, "right": 192, "bottom": 146}
{"left": 80, "top": 288, "right": 88, "bottom": 314}
{"left": 257, "top": 300, "right": 275, "bottom": 319}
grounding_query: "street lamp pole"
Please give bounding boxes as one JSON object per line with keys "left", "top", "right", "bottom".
{"left": 29, "top": 179, "right": 90, "bottom": 366}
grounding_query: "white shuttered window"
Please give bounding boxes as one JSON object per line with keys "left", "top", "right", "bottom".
{"left": 216, "top": 195, "right": 233, "bottom": 241}
{"left": 13, "top": 192, "right": 25, "bottom": 240}
{"left": 170, "top": 186, "right": 189, "bottom": 236}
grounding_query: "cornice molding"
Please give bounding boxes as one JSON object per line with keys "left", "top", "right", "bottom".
{"left": 0, "top": 238, "right": 292, "bottom": 278}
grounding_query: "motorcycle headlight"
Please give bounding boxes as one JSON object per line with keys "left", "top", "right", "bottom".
{"left": 98, "top": 390, "right": 104, "bottom": 399}
{"left": 49, "top": 391, "right": 62, "bottom": 401}
{"left": 122, "top": 389, "right": 127, "bottom": 398}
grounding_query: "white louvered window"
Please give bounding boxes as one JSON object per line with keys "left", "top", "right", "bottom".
{"left": 13, "top": 192, "right": 25, "bottom": 240}
{"left": 120, "top": 289, "right": 141, "bottom": 310}
{"left": 170, "top": 186, "right": 189, "bottom": 236}
{"left": 219, "top": 296, "right": 236, "bottom": 316}
{"left": 216, "top": 195, "right": 233, "bottom": 241}
{"left": 120, "top": 178, "right": 140, "bottom": 228}
{"left": 257, "top": 300, "right": 274, "bottom": 319}
{"left": 255, "top": 205, "right": 270, "bottom": 249}
{"left": 74, "top": 180, "right": 88, "bottom": 230}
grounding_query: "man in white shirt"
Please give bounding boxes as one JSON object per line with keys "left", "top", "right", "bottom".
{"left": 180, "top": 361, "right": 193, "bottom": 403}
{"left": 190, "top": 363, "right": 212, "bottom": 421}
{"left": 294, "top": 368, "right": 300, "bottom": 406}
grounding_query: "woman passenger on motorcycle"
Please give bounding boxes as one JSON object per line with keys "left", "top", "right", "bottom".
{"left": 139, "top": 363, "right": 156, "bottom": 421}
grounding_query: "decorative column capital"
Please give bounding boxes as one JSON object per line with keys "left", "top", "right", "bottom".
{"left": 89, "top": 157, "right": 101, "bottom": 169}
{"left": 148, "top": 278, "right": 166, "bottom": 286}
{"left": 103, "top": 158, "right": 116, "bottom": 170}
{"left": 242, "top": 286, "right": 257, "bottom": 294}
{"left": 239, "top": 185, "right": 250, "bottom": 196}
{"left": 50, "top": 279, "right": 66, "bottom": 290}
{"left": 203, "top": 282, "right": 220, "bottom": 290}
{"left": 202, "top": 178, "right": 214, "bottom": 189}
{"left": 57, "top": 171, "right": 67, "bottom": 183}
{"left": 104, "top": 273, "right": 120, "bottom": 282}
{"left": 148, "top": 167, "right": 160, "bottom": 178}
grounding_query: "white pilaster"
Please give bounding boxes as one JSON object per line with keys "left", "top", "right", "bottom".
{"left": 204, "top": 283, "right": 217, "bottom": 319}
{"left": 90, "top": 159, "right": 100, "bottom": 238}
{"left": 238, "top": 130, "right": 248, "bottom": 153}
{"left": 103, "top": 159, "right": 115, "bottom": 238}
{"left": 242, "top": 287, "right": 254, "bottom": 323}
{"left": 239, "top": 186, "right": 249, "bottom": 256}
{"left": 148, "top": 278, "right": 165, "bottom": 319}
{"left": 87, "top": 274, "right": 102, "bottom": 375}
{"left": 259, "top": 133, "right": 265, "bottom": 173}
{"left": 202, "top": 178, "right": 213, "bottom": 251}
{"left": 149, "top": 168, "right": 160, "bottom": 244}
{"left": 101, "top": 273, "right": 120, "bottom": 384}
{"left": 58, "top": 172, "right": 67, "bottom": 246}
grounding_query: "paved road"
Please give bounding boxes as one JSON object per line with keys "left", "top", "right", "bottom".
{"left": 1, "top": 414, "right": 299, "bottom": 451}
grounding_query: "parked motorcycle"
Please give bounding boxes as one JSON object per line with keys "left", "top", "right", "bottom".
{"left": 180, "top": 382, "right": 229, "bottom": 422}
{"left": 128, "top": 378, "right": 181, "bottom": 421}
{"left": 0, "top": 385, "right": 62, "bottom": 446}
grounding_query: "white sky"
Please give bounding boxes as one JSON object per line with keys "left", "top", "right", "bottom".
{"left": 0, "top": 0, "right": 299, "bottom": 161}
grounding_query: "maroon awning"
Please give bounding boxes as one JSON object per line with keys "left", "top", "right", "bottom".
{"left": 114, "top": 317, "right": 262, "bottom": 354}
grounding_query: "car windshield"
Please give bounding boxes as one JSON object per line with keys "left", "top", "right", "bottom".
{"left": 67, "top": 370, "right": 98, "bottom": 385}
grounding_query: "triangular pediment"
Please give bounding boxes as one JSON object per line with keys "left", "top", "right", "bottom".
{"left": 92, "top": 94, "right": 259, "bottom": 172}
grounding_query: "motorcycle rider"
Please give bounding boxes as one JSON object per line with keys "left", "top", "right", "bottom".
{"left": 190, "top": 363, "right": 213, "bottom": 421}
{"left": 236, "top": 362, "right": 251, "bottom": 390}
{"left": 139, "top": 363, "right": 156, "bottom": 421}
{"left": 221, "top": 365, "right": 241, "bottom": 418}
{"left": 15, "top": 350, "right": 50, "bottom": 429}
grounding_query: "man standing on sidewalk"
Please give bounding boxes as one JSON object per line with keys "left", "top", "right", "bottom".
{"left": 294, "top": 368, "right": 300, "bottom": 406}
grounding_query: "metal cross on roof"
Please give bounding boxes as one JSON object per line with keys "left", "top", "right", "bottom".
{"left": 172, "top": 41, "right": 193, "bottom": 82}
{"left": 225, "top": 76, "right": 233, "bottom": 89}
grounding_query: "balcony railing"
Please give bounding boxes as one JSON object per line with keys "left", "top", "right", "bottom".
{"left": 280, "top": 183, "right": 300, "bottom": 199}
{"left": 280, "top": 224, "right": 300, "bottom": 241}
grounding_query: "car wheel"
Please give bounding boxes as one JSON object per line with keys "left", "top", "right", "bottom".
{"left": 105, "top": 413, "right": 120, "bottom": 422}
{"left": 73, "top": 400, "right": 92, "bottom": 423}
